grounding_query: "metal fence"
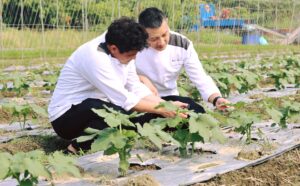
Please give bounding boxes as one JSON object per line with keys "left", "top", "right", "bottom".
{"left": 0, "top": 0, "right": 299, "bottom": 66}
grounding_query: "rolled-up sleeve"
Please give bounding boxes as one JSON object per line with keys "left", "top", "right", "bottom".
{"left": 125, "top": 62, "right": 152, "bottom": 99}
{"left": 184, "top": 43, "right": 220, "bottom": 101}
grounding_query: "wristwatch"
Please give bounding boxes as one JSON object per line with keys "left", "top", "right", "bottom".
{"left": 213, "top": 96, "right": 222, "bottom": 106}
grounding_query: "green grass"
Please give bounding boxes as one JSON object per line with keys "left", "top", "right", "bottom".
{"left": 195, "top": 44, "right": 300, "bottom": 56}
{"left": 1, "top": 49, "right": 73, "bottom": 59}
{"left": 0, "top": 28, "right": 299, "bottom": 68}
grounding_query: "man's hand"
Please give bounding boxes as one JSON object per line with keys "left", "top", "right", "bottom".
{"left": 209, "top": 93, "right": 233, "bottom": 111}
{"left": 139, "top": 75, "right": 159, "bottom": 96}
{"left": 215, "top": 97, "right": 232, "bottom": 111}
{"left": 157, "top": 101, "right": 189, "bottom": 118}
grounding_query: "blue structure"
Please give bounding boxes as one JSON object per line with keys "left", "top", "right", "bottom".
{"left": 242, "top": 32, "right": 268, "bottom": 45}
{"left": 199, "top": 4, "right": 244, "bottom": 28}
{"left": 242, "top": 32, "right": 260, "bottom": 44}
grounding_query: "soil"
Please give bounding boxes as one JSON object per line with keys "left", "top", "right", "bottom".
{"left": 236, "top": 150, "right": 263, "bottom": 161}
{"left": 0, "top": 108, "right": 11, "bottom": 123}
{"left": 193, "top": 147, "right": 300, "bottom": 186}
{"left": 0, "top": 132, "right": 299, "bottom": 186}
{"left": 129, "top": 163, "right": 161, "bottom": 171}
{"left": 0, "top": 135, "right": 70, "bottom": 154}
{"left": 123, "top": 174, "right": 160, "bottom": 186}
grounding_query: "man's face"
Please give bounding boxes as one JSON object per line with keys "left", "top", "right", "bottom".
{"left": 114, "top": 50, "right": 138, "bottom": 64}
{"left": 146, "top": 19, "right": 170, "bottom": 51}
{"left": 108, "top": 45, "right": 138, "bottom": 64}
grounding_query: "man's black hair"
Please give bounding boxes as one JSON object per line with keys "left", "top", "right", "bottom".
{"left": 105, "top": 17, "right": 148, "bottom": 53}
{"left": 138, "top": 7, "right": 167, "bottom": 28}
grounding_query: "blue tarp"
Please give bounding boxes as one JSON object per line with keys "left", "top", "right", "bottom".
{"left": 199, "top": 4, "right": 244, "bottom": 28}
{"left": 202, "top": 19, "right": 244, "bottom": 27}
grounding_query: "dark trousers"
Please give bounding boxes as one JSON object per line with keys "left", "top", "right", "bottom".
{"left": 51, "top": 96, "right": 205, "bottom": 150}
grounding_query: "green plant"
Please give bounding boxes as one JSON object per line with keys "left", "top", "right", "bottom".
{"left": 228, "top": 110, "right": 261, "bottom": 144}
{"left": 151, "top": 102, "right": 225, "bottom": 158}
{"left": 0, "top": 74, "right": 29, "bottom": 97}
{"left": 0, "top": 150, "right": 80, "bottom": 186}
{"left": 1, "top": 102, "right": 48, "bottom": 129}
{"left": 77, "top": 106, "right": 176, "bottom": 176}
{"left": 266, "top": 100, "right": 300, "bottom": 128}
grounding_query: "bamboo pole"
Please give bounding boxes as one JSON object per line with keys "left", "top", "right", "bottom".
{"left": 0, "top": 0, "right": 3, "bottom": 49}
{"left": 0, "top": 0, "right": 3, "bottom": 67}
{"left": 21, "top": 0, "right": 24, "bottom": 60}
{"left": 39, "top": 0, "right": 45, "bottom": 60}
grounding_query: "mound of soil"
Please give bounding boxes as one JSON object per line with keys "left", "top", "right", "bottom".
{"left": 123, "top": 174, "right": 160, "bottom": 186}
{"left": 194, "top": 147, "right": 300, "bottom": 186}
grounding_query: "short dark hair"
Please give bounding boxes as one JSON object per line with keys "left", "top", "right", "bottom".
{"left": 105, "top": 17, "right": 148, "bottom": 53}
{"left": 138, "top": 7, "right": 167, "bottom": 28}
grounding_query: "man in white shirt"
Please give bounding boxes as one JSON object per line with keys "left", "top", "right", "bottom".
{"left": 136, "top": 7, "right": 230, "bottom": 112}
{"left": 48, "top": 17, "right": 188, "bottom": 153}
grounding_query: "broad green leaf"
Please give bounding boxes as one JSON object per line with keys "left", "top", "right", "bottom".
{"left": 24, "top": 158, "right": 51, "bottom": 179}
{"left": 25, "top": 151, "right": 45, "bottom": 162}
{"left": 266, "top": 107, "right": 283, "bottom": 124}
{"left": 91, "top": 134, "right": 113, "bottom": 152}
{"left": 167, "top": 116, "right": 182, "bottom": 128}
{"left": 211, "top": 128, "right": 226, "bottom": 144}
{"left": 84, "top": 127, "right": 101, "bottom": 134}
{"left": 178, "top": 86, "right": 189, "bottom": 97}
{"left": 228, "top": 75, "right": 242, "bottom": 89}
{"left": 155, "top": 127, "right": 180, "bottom": 146}
{"left": 190, "top": 133, "right": 204, "bottom": 143}
{"left": 14, "top": 77, "right": 22, "bottom": 88}
{"left": 91, "top": 128, "right": 117, "bottom": 152}
{"left": 189, "top": 116, "right": 201, "bottom": 134}
{"left": 104, "top": 146, "right": 118, "bottom": 155}
{"left": 189, "top": 117, "right": 211, "bottom": 142}
{"left": 226, "top": 118, "right": 241, "bottom": 128}
{"left": 48, "top": 152, "right": 81, "bottom": 178}
{"left": 137, "top": 123, "right": 164, "bottom": 149}
{"left": 15, "top": 105, "right": 25, "bottom": 113}
{"left": 20, "top": 179, "right": 37, "bottom": 186}
{"left": 92, "top": 108, "right": 109, "bottom": 118}
{"left": 199, "top": 114, "right": 220, "bottom": 127}
{"left": 243, "top": 71, "right": 259, "bottom": 85}
{"left": 10, "top": 152, "right": 27, "bottom": 173}
{"left": 128, "top": 111, "right": 145, "bottom": 118}
{"left": 283, "top": 101, "right": 300, "bottom": 112}
{"left": 122, "top": 130, "right": 138, "bottom": 138}
{"left": 149, "top": 118, "right": 168, "bottom": 129}
{"left": 120, "top": 117, "right": 135, "bottom": 127}
{"left": 104, "top": 115, "right": 121, "bottom": 128}
{"left": 155, "top": 101, "right": 177, "bottom": 111}
{"left": 76, "top": 133, "right": 98, "bottom": 143}
{"left": 111, "top": 133, "right": 126, "bottom": 149}
{"left": 30, "top": 104, "right": 48, "bottom": 117}
{"left": 173, "top": 128, "right": 189, "bottom": 143}
{"left": 0, "top": 153, "right": 11, "bottom": 179}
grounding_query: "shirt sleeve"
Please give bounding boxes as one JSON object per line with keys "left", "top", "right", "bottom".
{"left": 183, "top": 42, "right": 221, "bottom": 101}
{"left": 125, "top": 62, "right": 152, "bottom": 98}
{"left": 76, "top": 48, "right": 141, "bottom": 111}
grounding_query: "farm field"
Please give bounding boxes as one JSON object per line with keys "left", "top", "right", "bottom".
{"left": 0, "top": 52, "right": 299, "bottom": 185}
{"left": 1, "top": 0, "right": 300, "bottom": 185}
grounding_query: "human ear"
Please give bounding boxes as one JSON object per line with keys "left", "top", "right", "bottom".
{"left": 107, "top": 44, "right": 120, "bottom": 56}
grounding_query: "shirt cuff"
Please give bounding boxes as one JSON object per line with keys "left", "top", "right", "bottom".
{"left": 122, "top": 93, "right": 141, "bottom": 111}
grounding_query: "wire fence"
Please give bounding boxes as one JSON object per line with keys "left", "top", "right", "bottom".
{"left": 0, "top": 0, "right": 300, "bottom": 66}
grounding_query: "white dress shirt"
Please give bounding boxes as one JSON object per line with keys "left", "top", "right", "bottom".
{"left": 48, "top": 33, "right": 151, "bottom": 122}
{"left": 135, "top": 31, "right": 220, "bottom": 101}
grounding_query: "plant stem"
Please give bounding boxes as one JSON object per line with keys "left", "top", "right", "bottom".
{"left": 179, "top": 145, "right": 188, "bottom": 158}
{"left": 118, "top": 148, "right": 129, "bottom": 177}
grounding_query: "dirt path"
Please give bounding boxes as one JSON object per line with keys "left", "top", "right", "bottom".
{"left": 194, "top": 147, "right": 300, "bottom": 186}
